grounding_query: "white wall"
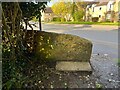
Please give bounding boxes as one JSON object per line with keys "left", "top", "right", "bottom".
{"left": 107, "top": 1, "right": 114, "bottom": 11}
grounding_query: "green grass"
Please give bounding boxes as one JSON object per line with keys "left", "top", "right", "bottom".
{"left": 118, "top": 59, "right": 120, "bottom": 66}
{"left": 46, "top": 21, "right": 120, "bottom": 26}
{"left": 114, "top": 58, "right": 120, "bottom": 67}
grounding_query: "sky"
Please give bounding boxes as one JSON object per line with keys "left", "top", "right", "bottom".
{"left": 47, "top": 0, "right": 116, "bottom": 7}
{"left": 47, "top": 0, "right": 103, "bottom": 7}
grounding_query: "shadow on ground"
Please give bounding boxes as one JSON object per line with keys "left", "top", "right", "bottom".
{"left": 22, "top": 54, "right": 119, "bottom": 88}
{"left": 74, "top": 25, "right": 92, "bottom": 29}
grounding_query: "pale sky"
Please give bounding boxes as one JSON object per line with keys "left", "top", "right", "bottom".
{"left": 47, "top": 0, "right": 116, "bottom": 7}
{"left": 47, "top": 0, "right": 100, "bottom": 7}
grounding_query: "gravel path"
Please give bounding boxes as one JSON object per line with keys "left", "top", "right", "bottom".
{"left": 23, "top": 54, "right": 120, "bottom": 88}
{"left": 90, "top": 54, "right": 119, "bottom": 88}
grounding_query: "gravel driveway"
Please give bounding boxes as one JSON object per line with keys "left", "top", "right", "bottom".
{"left": 23, "top": 54, "right": 119, "bottom": 88}
{"left": 45, "top": 54, "right": 119, "bottom": 88}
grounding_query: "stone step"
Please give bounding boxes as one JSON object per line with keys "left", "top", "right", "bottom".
{"left": 56, "top": 61, "right": 92, "bottom": 72}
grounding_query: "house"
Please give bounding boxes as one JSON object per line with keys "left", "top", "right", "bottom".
{"left": 85, "top": 0, "right": 120, "bottom": 22}
{"left": 113, "top": 0, "right": 120, "bottom": 22}
{"left": 41, "top": 7, "right": 73, "bottom": 22}
{"left": 41, "top": 7, "right": 54, "bottom": 22}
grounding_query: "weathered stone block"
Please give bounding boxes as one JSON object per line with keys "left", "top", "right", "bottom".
{"left": 34, "top": 31, "right": 92, "bottom": 62}
{"left": 56, "top": 61, "right": 92, "bottom": 71}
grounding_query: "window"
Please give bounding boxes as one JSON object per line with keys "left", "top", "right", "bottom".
{"left": 99, "top": 15, "right": 101, "bottom": 18}
{"left": 109, "top": 4, "right": 111, "bottom": 11}
{"left": 93, "top": 7, "right": 94, "bottom": 12}
{"left": 118, "top": 14, "right": 120, "bottom": 20}
{"left": 46, "top": 13, "right": 51, "bottom": 16}
{"left": 87, "top": 8, "right": 89, "bottom": 11}
{"left": 110, "top": 4, "right": 111, "bottom": 9}
{"left": 99, "top": 7, "right": 102, "bottom": 10}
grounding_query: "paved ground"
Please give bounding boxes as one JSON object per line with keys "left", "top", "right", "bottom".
{"left": 37, "top": 23, "right": 118, "bottom": 58}
{"left": 41, "top": 23, "right": 119, "bottom": 88}
{"left": 1, "top": 23, "right": 119, "bottom": 88}
{"left": 25, "top": 24, "right": 120, "bottom": 88}
{"left": 17, "top": 23, "right": 120, "bottom": 88}
{"left": 23, "top": 54, "right": 119, "bottom": 88}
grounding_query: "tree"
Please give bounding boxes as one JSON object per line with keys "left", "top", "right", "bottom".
{"left": 19, "top": 2, "right": 48, "bottom": 31}
{"left": 19, "top": 2, "right": 49, "bottom": 54}
{"left": 64, "top": 2, "right": 73, "bottom": 21}
{"left": 52, "top": 1, "right": 89, "bottom": 22}
{"left": 2, "top": 2, "right": 50, "bottom": 89}
{"left": 75, "top": 2, "right": 90, "bottom": 21}
{"left": 71, "top": 2, "right": 77, "bottom": 21}
{"left": 52, "top": 1, "right": 72, "bottom": 21}
{"left": 2, "top": 2, "right": 24, "bottom": 89}
{"left": 71, "top": 2, "right": 89, "bottom": 21}
{"left": 52, "top": 2, "right": 65, "bottom": 18}
{"left": 73, "top": 11, "right": 84, "bottom": 22}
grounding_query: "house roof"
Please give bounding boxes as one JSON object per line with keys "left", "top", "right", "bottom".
{"left": 95, "top": 2, "right": 108, "bottom": 6}
{"left": 44, "top": 7, "right": 53, "bottom": 13}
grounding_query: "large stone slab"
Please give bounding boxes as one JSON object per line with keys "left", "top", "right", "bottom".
{"left": 34, "top": 31, "right": 93, "bottom": 62}
{"left": 56, "top": 61, "right": 92, "bottom": 72}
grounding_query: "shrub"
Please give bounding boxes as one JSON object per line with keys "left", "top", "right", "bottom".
{"left": 52, "top": 17, "right": 65, "bottom": 22}
{"left": 52, "top": 17, "right": 61, "bottom": 22}
{"left": 92, "top": 17, "right": 99, "bottom": 22}
{"left": 105, "top": 19, "right": 111, "bottom": 22}
{"left": 73, "top": 11, "right": 84, "bottom": 22}
{"left": 32, "top": 17, "right": 38, "bottom": 22}
{"left": 61, "top": 18, "right": 65, "bottom": 22}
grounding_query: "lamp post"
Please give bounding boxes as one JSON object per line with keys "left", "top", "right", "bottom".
{"left": 39, "top": 14, "right": 42, "bottom": 31}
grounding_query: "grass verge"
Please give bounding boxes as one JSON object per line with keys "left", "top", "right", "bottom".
{"left": 45, "top": 21, "right": 120, "bottom": 26}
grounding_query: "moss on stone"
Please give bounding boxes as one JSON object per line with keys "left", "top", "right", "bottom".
{"left": 34, "top": 31, "right": 92, "bottom": 62}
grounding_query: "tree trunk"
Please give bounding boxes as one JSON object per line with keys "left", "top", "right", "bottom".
{"left": 25, "top": 21, "right": 28, "bottom": 30}
{"left": 71, "top": 2, "right": 76, "bottom": 21}
{"left": 39, "top": 15, "right": 42, "bottom": 31}
{"left": 83, "top": 8, "right": 86, "bottom": 21}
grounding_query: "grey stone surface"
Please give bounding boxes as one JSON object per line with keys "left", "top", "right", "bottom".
{"left": 34, "top": 31, "right": 93, "bottom": 62}
{"left": 0, "top": 61, "right": 2, "bottom": 90}
{"left": 56, "top": 61, "right": 92, "bottom": 71}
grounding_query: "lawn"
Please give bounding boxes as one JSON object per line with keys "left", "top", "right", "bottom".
{"left": 46, "top": 21, "right": 120, "bottom": 26}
